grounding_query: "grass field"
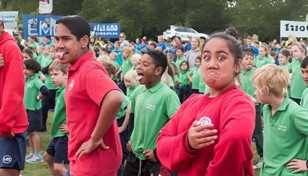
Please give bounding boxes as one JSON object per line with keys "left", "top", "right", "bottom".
{"left": 20, "top": 112, "right": 261, "bottom": 176}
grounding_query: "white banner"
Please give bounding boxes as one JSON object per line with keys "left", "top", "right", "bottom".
{"left": 280, "top": 20, "right": 308, "bottom": 38}
{"left": 0, "top": 11, "right": 19, "bottom": 35}
{"left": 39, "top": 0, "right": 53, "bottom": 14}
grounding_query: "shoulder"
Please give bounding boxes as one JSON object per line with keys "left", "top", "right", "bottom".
{"left": 222, "top": 88, "right": 255, "bottom": 109}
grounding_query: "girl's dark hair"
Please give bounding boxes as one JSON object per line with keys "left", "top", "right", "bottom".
{"left": 146, "top": 50, "right": 167, "bottom": 76}
{"left": 279, "top": 49, "right": 291, "bottom": 63}
{"left": 243, "top": 48, "right": 254, "bottom": 57}
{"left": 195, "top": 55, "right": 201, "bottom": 62}
{"left": 24, "top": 59, "right": 41, "bottom": 73}
{"left": 22, "top": 48, "right": 34, "bottom": 59}
{"left": 167, "top": 64, "right": 175, "bottom": 81}
{"left": 206, "top": 32, "right": 243, "bottom": 66}
{"left": 56, "top": 15, "right": 90, "bottom": 48}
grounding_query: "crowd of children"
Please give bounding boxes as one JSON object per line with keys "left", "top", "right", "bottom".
{"left": 1, "top": 14, "right": 308, "bottom": 176}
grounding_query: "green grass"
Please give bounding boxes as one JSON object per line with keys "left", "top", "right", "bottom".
{"left": 20, "top": 112, "right": 261, "bottom": 176}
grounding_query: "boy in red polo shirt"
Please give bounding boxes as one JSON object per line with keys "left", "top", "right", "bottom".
{"left": 54, "top": 16, "right": 123, "bottom": 176}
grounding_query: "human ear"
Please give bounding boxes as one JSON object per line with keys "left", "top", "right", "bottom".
{"left": 234, "top": 59, "right": 242, "bottom": 74}
{"left": 155, "top": 67, "right": 163, "bottom": 76}
{"left": 80, "top": 35, "right": 89, "bottom": 49}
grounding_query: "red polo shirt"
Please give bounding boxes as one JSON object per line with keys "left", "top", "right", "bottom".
{"left": 65, "top": 52, "right": 122, "bottom": 176}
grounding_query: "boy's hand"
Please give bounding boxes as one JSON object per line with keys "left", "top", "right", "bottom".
{"left": 59, "top": 124, "right": 68, "bottom": 134}
{"left": 143, "top": 149, "right": 157, "bottom": 162}
{"left": 187, "top": 121, "right": 218, "bottom": 150}
{"left": 286, "top": 159, "right": 308, "bottom": 173}
{"left": 126, "top": 140, "right": 132, "bottom": 152}
{"left": 1, "top": 132, "right": 15, "bottom": 139}
{"left": 0, "top": 54, "right": 4, "bottom": 68}
{"left": 118, "top": 126, "right": 125, "bottom": 133}
{"left": 76, "top": 138, "right": 109, "bottom": 159}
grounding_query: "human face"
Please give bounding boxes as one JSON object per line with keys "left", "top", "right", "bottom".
{"left": 176, "top": 49, "right": 183, "bottom": 58}
{"left": 132, "top": 58, "right": 139, "bottom": 67}
{"left": 191, "top": 38, "right": 199, "bottom": 50}
{"left": 54, "top": 23, "right": 89, "bottom": 65}
{"left": 49, "top": 47, "right": 56, "bottom": 60}
{"left": 291, "top": 45, "right": 304, "bottom": 61}
{"left": 122, "top": 51, "right": 128, "bottom": 58}
{"left": 201, "top": 38, "right": 241, "bottom": 95}
{"left": 180, "top": 62, "right": 188, "bottom": 72}
{"left": 124, "top": 79, "right": 133, "bottom": 88}
{"left": 110, "top": 53, "right": 116, "bottom": 60}
{"left": 158, "top": 36, "right": 163, "bottom": 44}
{"left": 119, "top": 34, "right": 125, "bottom": 42}
{"left": 258, "top": 47, "right": 266, "bottom": 57}
{"left": 23, "top": 65, "right": 34, "bottom": 78}
{"left": 278, "top": 53, "right": 289, "bottom": 65}
{"left": 254, "top": 88, "right": 268, "bottom": 104}
{"left": 195, "top": 59, "right": 201, "bottom": 68}
{"left": 242, "top": 54, "right": 254, "bottom": 72}
{"left": 23, "top": 53, "right": 31, "bottom": 60}
{"left": 50, "top": 69, "right": 67, "bottom": 87}
{"left": 246, "top": 39, "right": 252, "bottom": 47}
{"left": 301, "top": 65, "right": 308, "bottom": 86}
{"left": 136, "top": 54, "right": 162, "bottom": 88}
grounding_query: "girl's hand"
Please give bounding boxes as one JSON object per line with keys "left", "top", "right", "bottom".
{"left": 60, "top": 124, "right": 69, "bottom": 134}
{"left": 286, "top": 159, "right": 308, "bottom": 173}
{"left": 187, "top": 121, "right": 218, "bottom": 150}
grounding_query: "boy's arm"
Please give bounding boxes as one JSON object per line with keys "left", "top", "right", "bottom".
{"left": 294, "top": 110, "right": 308, "bottom": 135}
{"left": 118, "top": 103, "right": 131, "bottom": 133}
{"left": 76, "top": 90, "right": 123, "bottom": 159}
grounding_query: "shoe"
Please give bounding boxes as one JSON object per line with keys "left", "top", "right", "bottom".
{"left": 25, "top": 152, "right": 33, "bottom": 160}
{"left": 26, "top": 154, "right": 44, "bottom": 163}
{"left": 255, "top": 158, "right": 264, "bottom": 168}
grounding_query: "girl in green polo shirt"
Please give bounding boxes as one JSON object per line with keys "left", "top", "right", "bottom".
{"left": 187, "top": 56, "right": 201, "bottom": 94}
{"left": 178, "top": 61, "right": 191, "bottom": 103}
{"left": 254, "top": 45, "right": 272, "bottom": 68}
{"left": 124, "top": 70, "right": 139, "bottom": 100}
{"left": 23, "top": 59, "right": 49, "bottom": 163}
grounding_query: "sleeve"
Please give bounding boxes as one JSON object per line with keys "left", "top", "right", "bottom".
{"left": 0, "top": 44, "right": 25, "bottom": 135}
{"left": 206, "top": 97, "right": 255, "bottom": 176}
{"left": 165, "top": 92, "right": 180, "bottom": 119}
{"left": 294, "top": 109, "right": 308, "bottom": 136}
{"left": 189, "top": 70, "right": 194, "bottom": 76}
{"left": 157, "top": 95, "right": 200, "bottom": 171}
{"left": 84, "top": 68, "right": 120, "bottom": 106}
{"left": 41, "top": 63, "right": 51, "bottom": 74}
{"left": 39, "top": 85, "right": 49, "bottom": 96}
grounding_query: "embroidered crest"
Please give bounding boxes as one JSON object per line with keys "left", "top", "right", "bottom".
{"left": 69, "top": 80, "right": 74, "bottom": 91}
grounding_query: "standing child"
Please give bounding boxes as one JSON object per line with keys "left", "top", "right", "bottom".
{"left": 130, "top": 54, "right": 141, "bottom": 71}
{"left": 178, "top": 61, "right": 191, "bottom": 103}
{"left": 187, "top": 56, "right": 201, "bottom": 94}
{"left": 254, "top": 45, "right": 272, "bottom": 68}
{"left": 54, "top": 15, "right": 123, "bottom": 176}
{"left": 23, "top": 59, "right": 49, "bottom": 163}
{"left": 175, "top": 46, "right": 187, "bottom": 71}
{"left": 119, "top": 46, "right": 132, "bottom": 94}
{"left": 44, "top": 60, "right": 69, "bottom": 176}
{"left": 289, "top": 42, "right": 307, "bottom": 104}
{"left": 35, "top": 45, "right": 44, "bottom": 65}
{"left": 124, "top": 70, "right": 139, "bottom": 100}
{"left": 109, "top": 51, "right": 121, "bottom": 83}
{"left": 240, "top": 49, "right": 264, "bottom": 168}
{"left": 252, "top": 64, "right": 308, "bottom": 175}
{"left": 123, "top": 50, "right": 180, "bottom": 176}
{"left": 113, "top": 41, "right": 123, "bottom": 66}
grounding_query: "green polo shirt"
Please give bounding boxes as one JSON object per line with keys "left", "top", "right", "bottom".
{"left": 112, "top": 60, "right": 120, "bottom": 81}
{"left": 261, "top": 98, "right": 308, "bottom": 176}
{"left": 279, "top": 65, "right": 291, "bottom": 97}
{"left": 179, "top": 70, "right": 189, "bottom": 87}
{"left": 127, "top": 85, "right": 138, "bottom": 100}
{"left": 51, "top": 86, "right": 68, "bottom": 137}
{"left": 130, "top": 81, "right": 180, "bottom": 160}
{"left": 117, "top": 92, "right": 130, "bottom": 119}
{"left": 35, "top": 53, "right": 44, "bottom": 65}
{"left": 175, "top": 55, "right": 187, "bottom": 71}
{"left": 121, "top": 57, "right": 132, "bottom": 77}
{"left": 24, "top": 76, "right": 45, "bottom": 110}
{"left": 198, "top": 67, "right": 206, "bottom": 93}
{"left": 300, "top": 88, "right": 308, "bottom": 109}
{"left": 41, "top": 55, "right": 53, "bottom": 68}
{"left": 189, "top": 67, "right": 200, "bottom": 90}
{"left": 30, "top": 42, "right": 39, "bottom": 50}
{"left": 254, "top": 56, "right": 272, "bottom": 68}
{"left": 239, "top": 69, "right": 255, "bottom": 98}
{"left": 290, "top": 60, "right": 306, "bottom": 99}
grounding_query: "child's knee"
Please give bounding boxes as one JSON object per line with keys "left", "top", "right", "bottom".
{"left": 44, "top": 152, "right": 53, "bottom": 163}
{"left": 53, "top": 163, "right": 66, "bottom": 175}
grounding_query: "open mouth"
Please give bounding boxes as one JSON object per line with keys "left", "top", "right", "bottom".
{"left": 136, "top": 73, "right": 144, "bottom": 81}
{"left": 56, "top": 51, "right": 68, "bottom": 60}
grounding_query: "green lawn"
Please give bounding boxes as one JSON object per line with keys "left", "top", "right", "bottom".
{"left": 20, "top": 112, "right": 261, "bottom": 176}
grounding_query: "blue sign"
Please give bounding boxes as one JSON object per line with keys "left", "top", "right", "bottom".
{"left": 90, "top": 23, "right": 120, "bottom": 38}
{"left": 23, "top": 14, "right": 61, "bottom": 41}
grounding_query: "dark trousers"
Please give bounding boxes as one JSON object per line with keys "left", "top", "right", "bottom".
{"left": 119, "top": 79, "right": 127, "bottom": 95}
{"left": 41, "top": 89, "right": 57, "bottom": 131}
{"left": 253, "top": 104, "right": 263, "bottom": 157}
{"left": 123, "top": 152, "right": 162, "bottom": 176}
{"left": 177, "top": 85, "right": 192, "bottom": 103}
{"left": 117, "top": 117, "right": 130, "bottom": 176}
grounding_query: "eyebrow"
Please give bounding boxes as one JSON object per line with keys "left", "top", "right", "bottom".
{"left": 54, "top": 35, "right": 71, "bottom": 39}
{"left": 203, "top": 50, "right": 229, "bottom": 55}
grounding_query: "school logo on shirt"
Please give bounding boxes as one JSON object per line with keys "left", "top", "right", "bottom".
{"left": 146, "top": 104, "right": 156, "bottom": 111}
{"left": 68, "top": 80, "right": 74, "bottom": 91}
{"left": 278, "top": 125, "right": 287, "bottom": 132}
{"left": 2, "top": 155, "right": 12, "bottom": 164}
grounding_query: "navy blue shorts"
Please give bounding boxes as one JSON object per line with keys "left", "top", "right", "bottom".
{"left": 26, "top": 109, "right": 42, "bottom": 132}
{"left": 46, "top": 136, "right": 69, "bottom": 164}
{"left": 0, "top": 131, "right": 27, "bottom": 170}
